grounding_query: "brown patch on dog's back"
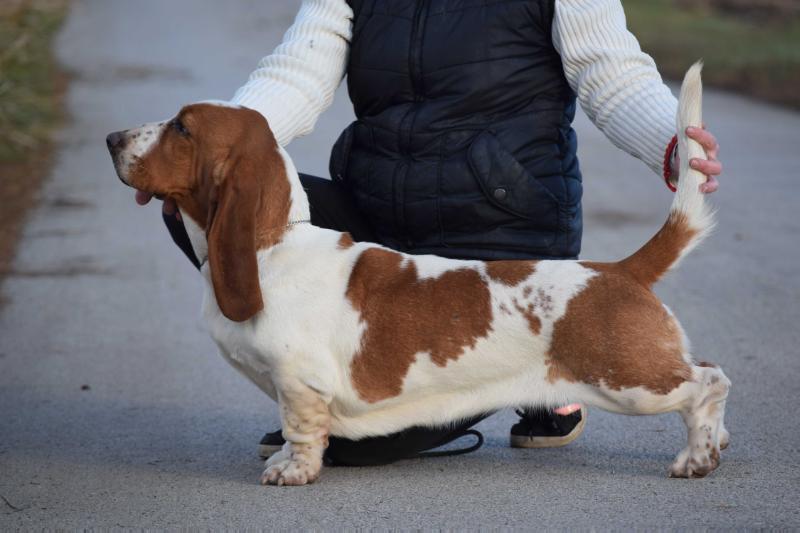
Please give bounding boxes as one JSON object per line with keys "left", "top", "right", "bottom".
{"left": 337, "top": 233, "right": 354, "bottom": 250}
{"left": 512, "top": 299, "right": 542, "bottom": 335}
{"left": 346, "top": 248, "right": 493, "bottom": 403}
{"left": 485, "top": 260, "right": 536, "bottom": 286}
{"left": 546, "top": 263, "right": 691, "bottom": 394}
{"left": 485, "top": 262, "right": 549, "bottom": 337}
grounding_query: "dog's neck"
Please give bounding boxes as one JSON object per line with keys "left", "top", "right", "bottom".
{"left": 180, "top": 145, "right": 311, "bottom": 268}
{"left": 271, "top": 144, "right": 311, "bottom": 236}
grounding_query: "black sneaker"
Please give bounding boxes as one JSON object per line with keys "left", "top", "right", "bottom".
{"left": 258, "top": 429, "right": 285, "bottom": 460}
{"left": 509, "top": 407, "right": 587, "bottom": 448}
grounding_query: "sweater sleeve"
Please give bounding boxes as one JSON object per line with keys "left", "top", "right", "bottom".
{"left": 230, "top": 0, "right": 353, "bottom": 147}
{"left": 553, "top": 0, "right": 678, "bottom": 176}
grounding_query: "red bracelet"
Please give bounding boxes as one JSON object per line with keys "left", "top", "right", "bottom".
{"left": 662, "top": 135, "right": 678, "bottom": 192}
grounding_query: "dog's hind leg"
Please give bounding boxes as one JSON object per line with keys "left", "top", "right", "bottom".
{"left": 261, "top": 378, "right": 330, "bottom": 486}
{"left": 572, "top": 360, "right": 731, "bottom": 478}
{"left": 667, "top": 362, "right": 731, "bottom": 478}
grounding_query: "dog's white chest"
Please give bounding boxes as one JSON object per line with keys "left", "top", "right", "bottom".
{"left": 203, "top": 283, "right": 276, "bottom": 374}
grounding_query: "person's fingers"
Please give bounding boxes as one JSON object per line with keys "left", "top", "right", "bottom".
{"left": 554, "top": 403, "right": 582, "bottom": 416}
{"left": 135, "top": 190, "right": 153, "bottom": 205}
{"left": 699, "top": 175, "right": 719, "bottom": 194}
{"left": 686, "top": 127, "right": 719, "bottom": 155}
{"left": 162, "top": 197, "right": 177, "bottom": 216}
{"left": 690, "top": 158, "right": 722, "bottom": 177}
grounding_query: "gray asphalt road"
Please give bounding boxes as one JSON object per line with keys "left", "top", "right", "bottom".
{"left": 2, "top": 0, "right": 799, "bottom": 529}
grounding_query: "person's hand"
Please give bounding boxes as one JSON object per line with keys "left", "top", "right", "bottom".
{"left": 135, "top": 191, "right": 181, "bottom": 220}
{"left": 673, "top": 125, "right": 722, "bottom": 194}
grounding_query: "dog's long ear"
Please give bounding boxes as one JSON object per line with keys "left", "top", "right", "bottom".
{"left": 207, "top": 158, "right": 264, "bottom": 322}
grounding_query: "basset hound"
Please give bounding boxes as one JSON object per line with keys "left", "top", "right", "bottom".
{"left": 106, "top": 64, "right": 730, "bottom": 485}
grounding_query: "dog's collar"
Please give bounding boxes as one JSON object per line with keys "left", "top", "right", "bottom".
{"left": 258, "top": 219, "right": 312, "bottom": 234}
{"left": 285, "top": 219, "right": 311, "bottom": 227}
{"left": 193, "top": 219, "right": 311, "bottom": 270}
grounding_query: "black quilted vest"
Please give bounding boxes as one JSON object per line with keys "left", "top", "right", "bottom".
{"left": 329, "top": 0, "right": 582, "bottom": 259}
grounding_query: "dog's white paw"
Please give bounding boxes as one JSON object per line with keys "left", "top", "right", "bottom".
{"left": 264, "top": 446, "right": 291, "bottom": 468}
{"left": 668, "top": 446, "right": 720, "bottom": 479}
{"left": 260, "top": 456, "right": 321, "bottom": 486}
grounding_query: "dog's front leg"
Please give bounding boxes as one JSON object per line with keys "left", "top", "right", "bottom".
{"left": 261, "top": 378, "right": 330, "bottom": 486}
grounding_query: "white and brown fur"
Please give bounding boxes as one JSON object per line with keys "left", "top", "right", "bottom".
{"left": 107, "top": 64, "right": 730, "bottom": 485}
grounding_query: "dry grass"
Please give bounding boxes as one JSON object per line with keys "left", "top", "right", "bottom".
{"left": 0, "top": 0, "right": 68, "bottom": 280}
{"left": 0, "top": 0, "right": 68, "bottom": 161}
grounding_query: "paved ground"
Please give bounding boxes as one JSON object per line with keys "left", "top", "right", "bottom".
{"left": 2, "top": 0, "right": 799, "bottom": 529}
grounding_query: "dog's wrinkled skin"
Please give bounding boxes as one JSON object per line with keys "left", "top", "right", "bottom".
{"left": 107, "top": 65, "right": 730, "bottom": 485}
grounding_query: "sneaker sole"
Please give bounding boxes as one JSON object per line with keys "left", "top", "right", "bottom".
{"left": 258, "top": 443, "right": 283, "bottom": 460}
{"left": 509, "top": 407, "right": 588, "bottom": 449}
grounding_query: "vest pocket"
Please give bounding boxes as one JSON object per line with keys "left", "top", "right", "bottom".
{"left": 467, "top": 129, "right": 561, "bottom": 226}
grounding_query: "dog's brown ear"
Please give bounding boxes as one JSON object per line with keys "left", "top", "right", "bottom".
{"left": 207, "top": 159, "right": 264, "bottom": 322}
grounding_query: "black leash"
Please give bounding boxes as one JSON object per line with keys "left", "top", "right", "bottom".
{"left": 413, "top": 428, "right": 484, "bottom": 459}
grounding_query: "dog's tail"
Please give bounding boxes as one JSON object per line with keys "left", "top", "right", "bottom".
{"left": 619, "top": 62, "right": 715, "bottom": 287}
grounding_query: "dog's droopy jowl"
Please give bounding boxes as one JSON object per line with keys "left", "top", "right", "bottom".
{"left": 107, "top": 65, "right": 730, "bottom": 485}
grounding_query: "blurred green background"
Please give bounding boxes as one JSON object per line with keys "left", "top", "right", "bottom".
{"left": 0, "top": 0, "right": 67, "bottom": 164}
{"left": 0, "top": 0, "right": 67, "bottom": 275}
{"left": 626, "top": 0, "right": 800, "bottom": 109}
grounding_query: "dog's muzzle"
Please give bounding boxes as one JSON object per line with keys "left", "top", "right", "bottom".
{"left": 106, "top": 130, "right": 127, "bottom": 154}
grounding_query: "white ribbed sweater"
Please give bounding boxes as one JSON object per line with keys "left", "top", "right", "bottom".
{"left": 232, "top": 0, "right": 677, "bottom": 177}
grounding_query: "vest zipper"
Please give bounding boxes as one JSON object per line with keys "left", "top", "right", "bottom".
{"left": 409, "top": 0, "right": 428, "bottom": 102}
{"left": 397, "top": 0, "right": 429, "bottom": 248}
{"left": 399, "top": 0, "right": 429, "bottom": 151}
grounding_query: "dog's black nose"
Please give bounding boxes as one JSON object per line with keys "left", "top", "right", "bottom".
{"left": 106, "top": 131, "right": 126, "bottom": 152}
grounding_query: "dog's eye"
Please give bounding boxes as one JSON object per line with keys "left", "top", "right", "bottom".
{"left": 171, "top": 119, "right": 189, "bottom": 137}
